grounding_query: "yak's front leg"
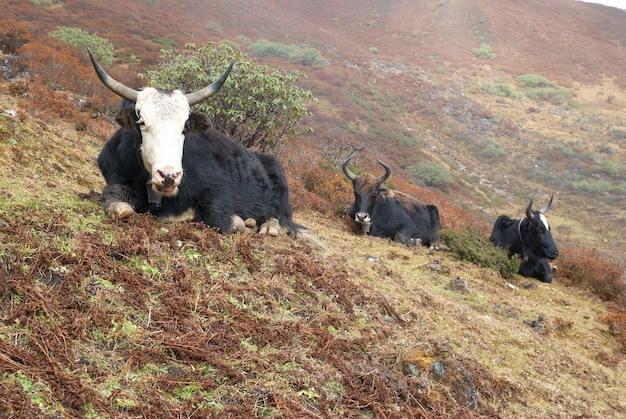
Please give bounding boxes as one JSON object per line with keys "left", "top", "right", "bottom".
{"left": 102, "top": 183, "right": 139, "bottom": 220}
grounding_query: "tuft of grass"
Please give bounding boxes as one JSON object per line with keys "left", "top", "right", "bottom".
{"left": 441, "top": 227, "right": 520, "bottom": 278}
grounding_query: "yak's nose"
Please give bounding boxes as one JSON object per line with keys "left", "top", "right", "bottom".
{"left": 157, "top": 169, "right": 182, "bottom": 186}
{"left": 355, "top": 212, "right": 371, "bottom": 223}
{"left": 549, "top": 249, "right": 559, "bottom": 259}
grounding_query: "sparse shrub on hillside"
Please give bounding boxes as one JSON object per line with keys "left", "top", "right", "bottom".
{"left": 407, "top": 160, "right": 455, "bottom": 190}
{"left": 597, "top": 159, "right": 620, "bottom": 177}
{"left": 524, "top": 87, "right": 570, "bottom": 104}
{"left": 572, "top": 179, "right": 622, "bottom": 195}
{"left": 517, "top": 74, "right": 551, "bottom": 88}
{"left": 479, "top": 81, "right": 521, "bottom": 98}
{"left": 470, "top": 136, "right": 504, "bottom": 160}
{"left": 147, "top": 42, "right": 317, "bottom": 151}
{"left": 604, "top": 305, "right": 626, "bottom": 354}
{"left": 153, "top": 36, "right": 178, "bottom": 50}
{"left": 206, "top": 22, "right": 223, "bottom": 33}
{"left": 315, "top": 138, "right": 359, "bottom": 167}
{"left": 50, "top": 26, "right": 115, "bottom": 66}
{"left": 248, "top": 39, "right": 328, "bottom": 66}
{"left": 26, "top": 79, "right": 83, "bottom": 120}
{"left": 517, "top": 74, "right": 570, "bottom": 104}
{"left": 288, "top": 46, "right": 328, "bottom": 66}
{"left": 441, "top": 227, "right": 520, "bottom": 279}
{"left": 549, "top": 142, "right": 576, "bottom": 158}
{"left": 472, "top": 43, "right": 496, "bottom": 59}
{"left": 610, "top": 129, "right": 626, "bottom": 142}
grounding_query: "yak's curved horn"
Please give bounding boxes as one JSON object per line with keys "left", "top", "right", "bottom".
{"left": 341, "top": 151, "right": 358, "bottom": 181}
{"left": 185, "top": 61, "right": 234, "bottom": 106}
{"left": 540, "top": 195, "right": 554, "bottom": 214}
{"left": 525, "top": 196, "right": 535, "bottom": 220}
{"left": 88, "top": 48, "right": 139, "bottom": 103}
{"left": 374, "top": 159, "right": 392, "bottom": 185}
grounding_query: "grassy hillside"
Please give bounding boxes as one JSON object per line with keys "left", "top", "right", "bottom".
{"left": 1, "top": 76, "right": 625, "bottom": 418}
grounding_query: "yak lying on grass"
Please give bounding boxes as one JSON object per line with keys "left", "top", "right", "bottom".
{"left": 342, "top": 151, "right": 440, "bottom": 249}
{"left": 489, "top": 195, "right": 559, "bottom": 282}
{"left": 88, "top": 49, "right": 321, "bottom": 247}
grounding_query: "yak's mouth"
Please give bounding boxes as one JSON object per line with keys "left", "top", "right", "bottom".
{"left": 153, "top": 183, "right": 178, "bottom": 195}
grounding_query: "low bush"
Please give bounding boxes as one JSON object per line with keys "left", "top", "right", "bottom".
{"left": 470, "top": 136, "right": 504, "bottom": 160}
{"left": 284, "top": 156, "right": 354, "bottom": 216}
{"left": 407, "top": 160, "right": 455, "bottom": 189}
{"left": 516, "top": 74, "right": 570, "bottom": 104}
{"left": 248, "top": 39, "right": 328, "bottom": 66}
{"left": 441, "top": 227, "right": 520, "bottom": 278}
{"left": 559, "top": 246, "right": 625, "bottom": 303}
{"left": 472, "top": 43, "right": 496, "bottom": 59}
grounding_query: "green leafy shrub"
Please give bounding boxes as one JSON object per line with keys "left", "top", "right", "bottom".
{"left": 517, "top": 74, "right": 551, "bottom": 88}
{"left": 50, "top": 26, "right": 115, "bottom": 65}
{"left": 407, "top": 160, "right": 454, "bottom": 189}
{"left": 572, "top": 179, "right": 615, "bottom": 194}
{"left": 598, "top": 159, "right": 619, "bottom": 177}
{"left": 470, "top": 137, "right": 504, "bottom": 160}
{"left": 248, "top": 39, "right": 328, "bottom": 66}
{"left": 441, "top": 227, "right": 520, "bottom": 279}
{"left": 480, "top": 81, "right": 520, "bottom": 98}
{"left": 517, "top": 74, "right": 570, "bottom": 104}
{"left": 524, "top": 87, "right": 570, "bottom": 104}
{"left": 472, "top": 43, "right": 496, "bottom": 59}
{"left": 147, "top": 42, "right": 317, "bottom": 150}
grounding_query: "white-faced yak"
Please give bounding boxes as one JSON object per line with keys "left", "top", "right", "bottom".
{"left": 88, "top": 49, "right": 322, "bottom": 248}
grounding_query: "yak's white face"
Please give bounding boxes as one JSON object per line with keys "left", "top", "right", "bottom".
{"left": 135, "top": 87, "right": 190, "bottom": 196}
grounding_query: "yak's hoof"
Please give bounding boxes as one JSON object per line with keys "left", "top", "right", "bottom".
{"left": 259, "top": 218, "right": 280, "bottom": 237}
{"left": 244, "top": 218, "right": 257, "bottom": 234}
{"left": 230, "top": 215, "right": 246, "bottom": 233}
{"left": 106, "top": 202, "right": 136, "bottom": 220}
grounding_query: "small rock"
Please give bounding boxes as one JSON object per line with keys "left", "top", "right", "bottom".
{"left": 445, "top": 277, "right": 472, "bottom": 294}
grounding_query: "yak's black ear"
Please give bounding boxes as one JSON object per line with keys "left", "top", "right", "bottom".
{"left": 115, "top": 107, "right": 139, "bottom": 132}
{"left": 186, "top": 112, "right": 212, "bottom": 133}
